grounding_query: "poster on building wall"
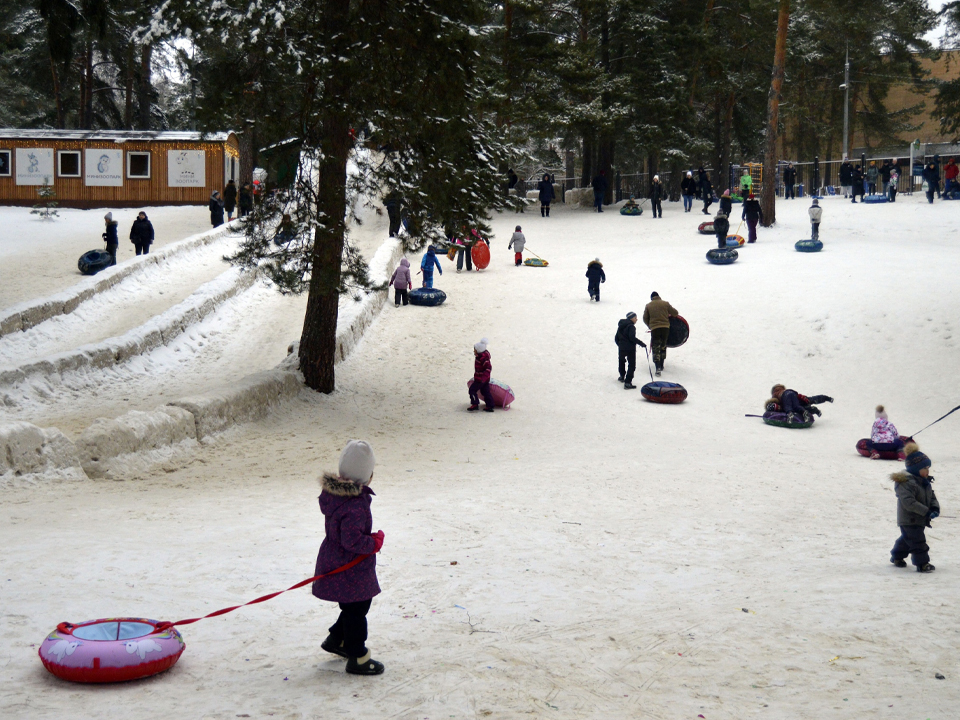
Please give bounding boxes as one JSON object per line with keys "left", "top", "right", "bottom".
{"left": 15, "top": 148, "right": 54, "bottom": 186}
{"left": 168, "top": 150, "right": 206, "bottom": 187}
{"left": 84, "top": 149, "right": 123, "bottom": 186}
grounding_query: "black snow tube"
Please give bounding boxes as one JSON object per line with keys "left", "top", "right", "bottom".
{"left": 78, "top": 249, "right": 113, "bottom": 276}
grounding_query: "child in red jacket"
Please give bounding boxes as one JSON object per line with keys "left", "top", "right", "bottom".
{"left": 468, "top": 338, "right": 494, "bottom": 412}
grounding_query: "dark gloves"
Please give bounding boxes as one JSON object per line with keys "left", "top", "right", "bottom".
{"left": 929, "top": 510, "right": 940, "bottom": 520}
{"left": 371, "top": 530, "right": 385, "bottom": 553}
{"left": 637, "top": 341, "right": 647, "bottom": 348}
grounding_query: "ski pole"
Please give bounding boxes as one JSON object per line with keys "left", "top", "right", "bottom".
{"left": 644, "top": 345, "right": 654, "bottom": 382}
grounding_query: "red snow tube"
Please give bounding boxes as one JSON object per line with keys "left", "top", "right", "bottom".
{"left": 39, "top": 618, "right": 184, "bottom": 683}
{"left": 471, "top": 242, "right": 490, "bottom": 270}
{"left": 641, "top": 381, "right": 687, "bottom": 404}
{"left": 856, "top": 437, "right": 907, "bottom": 460}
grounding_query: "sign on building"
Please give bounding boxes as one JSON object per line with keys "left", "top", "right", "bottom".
{"left": 168, "top": 150, "right": 206, "bottom": 187}
{"left": 15, "top": 148, "right": 54, "bottom": 186}
{"left": 84, "top": 149, "right": 123, "bottom": 186}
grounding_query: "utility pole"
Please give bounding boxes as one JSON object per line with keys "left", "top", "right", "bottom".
{"left": 842, "top": 44, "right": 850, "bottom": 159}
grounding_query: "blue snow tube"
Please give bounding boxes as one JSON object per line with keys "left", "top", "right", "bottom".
{"left": 862, "top": 195, "right": 888, "bottom": 204}
{"left": 78, "top": 249, "right": 113, "bottom": 276}
{"left": 409, "top": 287, "right": 447, "bottom": 307}
{"left": 706, "top": 248, "right": 738, "bottom": 265}
{"left": 795, "top": 239, "right": 823, "bottom": 253}
{"left": 641, "top": 381, "right": 687, "bottom": 404}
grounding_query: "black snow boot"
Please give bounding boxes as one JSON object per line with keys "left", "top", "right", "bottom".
{"left": 918, "top": 563, "right": 936, "bottom": 573}
{"left": 346, "top": 653, "right": 385, "bottom": 676}
{"left": 890, "top": 557, "right": 907, "bottom": 568}
{"left": 617, "top": 376, "right": 625, "bottom": 383}
{"left": 483, "top": 406, "right": 494, "bottom": 412}
{"left": 624, "top": 382, "right": 636, "bottom": 390}
{"left": 807, "top": 406, "right": 821, "bottom": 417}
{"left": 546, "top": 206, "right": 550, "bottom": 217}
{"left": 321, "top": 635, "right": 349, "bottom": 658}
{"left": 541, "top": 207, "right": 546, "bottom": 217}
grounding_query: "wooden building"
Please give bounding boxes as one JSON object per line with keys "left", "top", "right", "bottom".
{"left": 0, "top": 130, "right": 240, "bottom": 208}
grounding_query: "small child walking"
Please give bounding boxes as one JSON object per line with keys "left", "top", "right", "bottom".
{"left": 808, "top": 198, "right": 822, "bottom": 241}
{"left": 890, "top": 442, "right": 939, "bottom": 573}
{"left": 585, "top": 258, "right": 605, "bottom": 302}
{"left": 389, "top": 258, "right": 412, "bottom": 307}
{"left": 314, "top": 440, "right": 386, "bottom": 675}
{"left": 468, "top": 338, "right": 494, "bottom": 412}
{"left": 420, "top": 245, "right": 442, "bottom": 288}
{"left": 508, "top": 226, "right": 525, "bottom": 267}
{"left": 713, "top": 211, "right": 730, "bottom": 249}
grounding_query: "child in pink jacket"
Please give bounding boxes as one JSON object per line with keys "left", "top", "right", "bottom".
{"left": 389, "top": 258, "right": 412, "bottom": 307}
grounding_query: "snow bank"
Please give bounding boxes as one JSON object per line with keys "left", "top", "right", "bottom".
{"left": 0, "top": 421, "right": 84, "bottom": 483}
{"left": 0, "top": 220, "right": 241, "bottom": 339}
{"left": 75, "top": 406, "right": 197, "bottom": 479}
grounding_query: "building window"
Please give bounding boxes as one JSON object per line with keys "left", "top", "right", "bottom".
{"left": 0, "top": 150, "right": 10, "bottom": 177}
{"left": 127, "top": 152, "right": 151, "bottom": 179}
{"left": 58, "top": 151, "right": 81, "bottom": 178}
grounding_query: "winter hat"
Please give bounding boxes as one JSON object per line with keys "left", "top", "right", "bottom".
{"left": 427, "top": 244, "right": 436, "bottom": 253}
{"left": 748, "top": 193, "right": 755, "bottom": 200}
{"left": 515, "top": 225, "right": 522, "bottom": 231}
{"left": 811, "top": 198, "right": 819, "bottom": 206}
{"left": 626, "top": 311, "right": 637, "bottom": 321}
{"left": 653, "top": 175, "right": 660, "bottom": 182}
{"left": 686, "top": 171, "right": 693, "bottom": 177}
{"left": 338, "top": 440, "right": 376, "bottom": 485}
{"left": 474, "top": 337, "right": 488, "bottom": 353}
{"left": 903, "top": 442, "right": 931, "bottom": 476}
{"left": 104, "top": 212, "right": 113, "bottom": 221}
{"left": 650, "top": 291, "right": 659, "bottom": 299}
{"left": 875, "top": 404, "right": 888, "bottom": 420}
{"left": 722, "top": 189, "right": 730, "bottom": 197}
{"left": 594, "top": 257, "right": 601, "bottom": 263}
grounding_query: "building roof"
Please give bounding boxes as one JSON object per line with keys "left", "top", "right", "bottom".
{"left": 0, "top": 129, "right": 236, "bottom": 143}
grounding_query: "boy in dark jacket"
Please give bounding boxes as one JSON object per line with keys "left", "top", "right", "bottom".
{"left": 468, "top": 338, "right": 494, "bottom": 411}
{"left": 648, "top": 175, "right": 664, "bottom": 218}
{"left": 615, "top": 312, "right": 647, "bottom": 389}
{"left": 890, "top": 443, "right": 939, "bottom": 573}
{"left": 713, "top": 212, "right": 730, "bottom": 249}
{"left": 102, "top": 212, "right": 119, "bottom": 266}
{"left": 768, "top": 384, "right": 833, "bottom": 422}
{"left": 129, "top": 211, "right": 154, "bottom": 255}
{"left": 741, "top": 193, "right": 763, "bottom": 243}
{"left": 315, "top": 440, "right": 386, "bottom": 675}
{"left": 585, "top": 258, "right": 605, "bottom": 302}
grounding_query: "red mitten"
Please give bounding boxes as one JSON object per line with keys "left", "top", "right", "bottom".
{"left": 371, "top": 530, "right": 385, "bottom": 553}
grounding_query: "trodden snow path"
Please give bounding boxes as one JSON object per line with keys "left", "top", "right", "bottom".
{"left": 2, "top": 194, "right": 960, "bottom": 718}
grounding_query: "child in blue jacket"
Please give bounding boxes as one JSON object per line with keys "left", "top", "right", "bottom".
{"left": 420, "top": 245, "right": 443, "bottom": 288}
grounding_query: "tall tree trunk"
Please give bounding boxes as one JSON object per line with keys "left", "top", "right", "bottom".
{"left": 761, "top": 0, "right": 790, "bottom": 227}
{"left": 84, "top": 42, "right": 94, "bottom": 129}
{"left": 124, "top": 42, "right": 135, "bottom": 129}
{"left": 599, "top": 137, "right": 614, "bottom": 204}
{"left": 138, "top": 44, "right": 152, "bottom": 130}
{"left": 239, "top": 121, "right": 255, "bottom": 186}
{"left": 581, "top": 133, "right": 593, "bottom": 187}
{"left": 49, "top": 54, "right": 64, "bottom": 128}
{"left": 719, "top": 91, "right": 735, "bottom": 193}
{"left": 299, "top": 0, "right": 352, "bottom": 393}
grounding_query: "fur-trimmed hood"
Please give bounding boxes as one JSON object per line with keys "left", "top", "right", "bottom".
{"left": 321, "top": 473, "right": 367, "bottom": 497}
{"left": 891, "top": 471, "right": 933, "bottom": 485}
{"left": 587, "top": 260, "right": 603, "bottom": 268}
{"left": 764, "top": 397, "right": 780, "bottom": 411}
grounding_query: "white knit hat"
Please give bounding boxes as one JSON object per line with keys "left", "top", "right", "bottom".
{"left": 474, "top": 337, "right": 488, "bottom": 353}
{"left": 104, "top": 212, "right": 113, "bottom": 221}
{"left": 653, "top": 175, "right": 659, "bottom": 181}
{"left": 338, "top": 440, "right": 376, "bottom": 484}
{"left": 875, "top": 404, "right": 888, "bottom": 420}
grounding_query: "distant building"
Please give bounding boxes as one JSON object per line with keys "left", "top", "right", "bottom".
{"left": 0, "top": 130, "right": 239, "bottom": 209}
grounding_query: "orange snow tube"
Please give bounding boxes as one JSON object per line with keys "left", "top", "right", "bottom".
{"left": 471, "top": 242, "right": 491, "bottom": 270}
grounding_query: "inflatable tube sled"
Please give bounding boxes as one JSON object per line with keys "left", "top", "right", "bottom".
{"left": 620, "top": 206, "right": 643, "bottom": 216}
{"left": 78, "top": 249, "right": 113, "bottom": 276}
{"left": 862, "top": 195, "right": 888, "bottom": 204}
{"left": 523, "top": 258, "right": 549, "bottom": 267}
{"left": 641, "top": 381, "right": 687, "bottom": 404}
{"left": 856, "top": 437, "right": 908, "bottom": 460}
{"left": 943, "top": 191, "right": 960, "bottom": 200}
{"left": 706, "top": 248, "right": 738, "bottom": 264}
{"left": 667, "top": 316, "right": 689, "bottom": 348}
{"left": 698, "top": 222, "right": 715, "bottom": 235}
{"left": 467, "top": 378, "right": 515, "bottom": 408}
{"left": 762, "top": 410, "right": 814, "bottom": 429}
{"left": 39, "top": 618, "right": 184, "bottom": 683}
{"left": 471, "top": 242, "right": 491, "bottom": 270}
{"left": 795, "top": 239, "right": 823, "bottom": 253}
{"left": 726, "top": 235, "right": 745, "bottom": 247}
{"left": 409, "top": 287, "right": 447, "bottom": 306}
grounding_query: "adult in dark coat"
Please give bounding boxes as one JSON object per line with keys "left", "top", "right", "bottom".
{"left": 615, "top": 312, "right": 647, "bottom": 389}
{"left": 102, "top": 212, "right": 119, "bottom": 266}
{"left": 314, "top": 440, "right": 385, "bottom": 675}
{"left": 648, "top": 176, "right": 664, "bottom": 218}
{"left": 129, "top": 211, "right": 154, "bottom": 255}
{"left": 507, "top": 168, "right": 518, "bottom": 190}
{"left": 585, "top": 258, "right": 605, "bottom": 302}
{"left": 839, "top": 160, "right": 854, "bottom": 197}
{"left": 223, "top": 180, "right": 238, "bottom": 220}
{"left": 209, "top": 191, "right": 225, "bottom": 227}
{"left": 592, "top": 171, "right": 607, "bottom": 212}
{"left": 782, "top": 163, "right": 797, "bottom": 199}
{"left": 680, "top": 172, "right": 697, "bottom": 212}
{"left": 384, "top": 191, "right": 402, "bottom": 237}
{"left": 922, "top": 163, "right": 939, "bottom": 204}
{"left": 696, "top": 167, "right": 707, "bottom": 200}
{"left": 879, "top": 160, "right": 893, "bottom": 196}
{"left": 700, "top": 173, "right": 714, "bottom": 214}
{"left": 741, "top": 193, "right": 763, "bottom": 243}
{"left": 238, "top": 183, "right": 253, "bottom": 217}
{"left": 850, "top": 166, "right": 864, "bottom": 202}
{"left": 537, "top": 173, "right": 556, "bottom": 217}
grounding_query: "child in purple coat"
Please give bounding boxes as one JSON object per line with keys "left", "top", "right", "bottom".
{"left": 314, "top": 440, "right": 385, "bottom": 675}
{"left": 389, "top": 258, "right": 412, "bottom": 307}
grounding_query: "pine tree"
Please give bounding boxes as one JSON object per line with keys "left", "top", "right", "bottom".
{"left": 30, "top": 179, "right": 59, "bottom": 220}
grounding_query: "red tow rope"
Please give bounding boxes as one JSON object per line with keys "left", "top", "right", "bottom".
{"left": 153, "top": 554, "right": 370, "bottom": 633}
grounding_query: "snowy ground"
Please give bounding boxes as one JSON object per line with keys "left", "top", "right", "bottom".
{"left": 2, "top": 192, "right": 960, "bottom": 718}
{"left": 0, "top": 206, "right": 212, "bottom": 310}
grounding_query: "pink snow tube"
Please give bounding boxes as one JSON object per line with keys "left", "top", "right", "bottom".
{"left": 467, "top": 378, "right": 515, "bottom": 408}
{"left": 39, "top": 618, "right": 185, "bottom": 683}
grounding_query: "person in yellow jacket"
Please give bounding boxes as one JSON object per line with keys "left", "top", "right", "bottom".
{"left": 642, "top": 291, "right": 679, "bottom": 376}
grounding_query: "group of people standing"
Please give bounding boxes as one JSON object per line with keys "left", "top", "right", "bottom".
{"left": 102, "top": 211, "right": 155, "bottom": 266}
{"left": 209, "top": 179, "right": 255, "bottom": 227}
